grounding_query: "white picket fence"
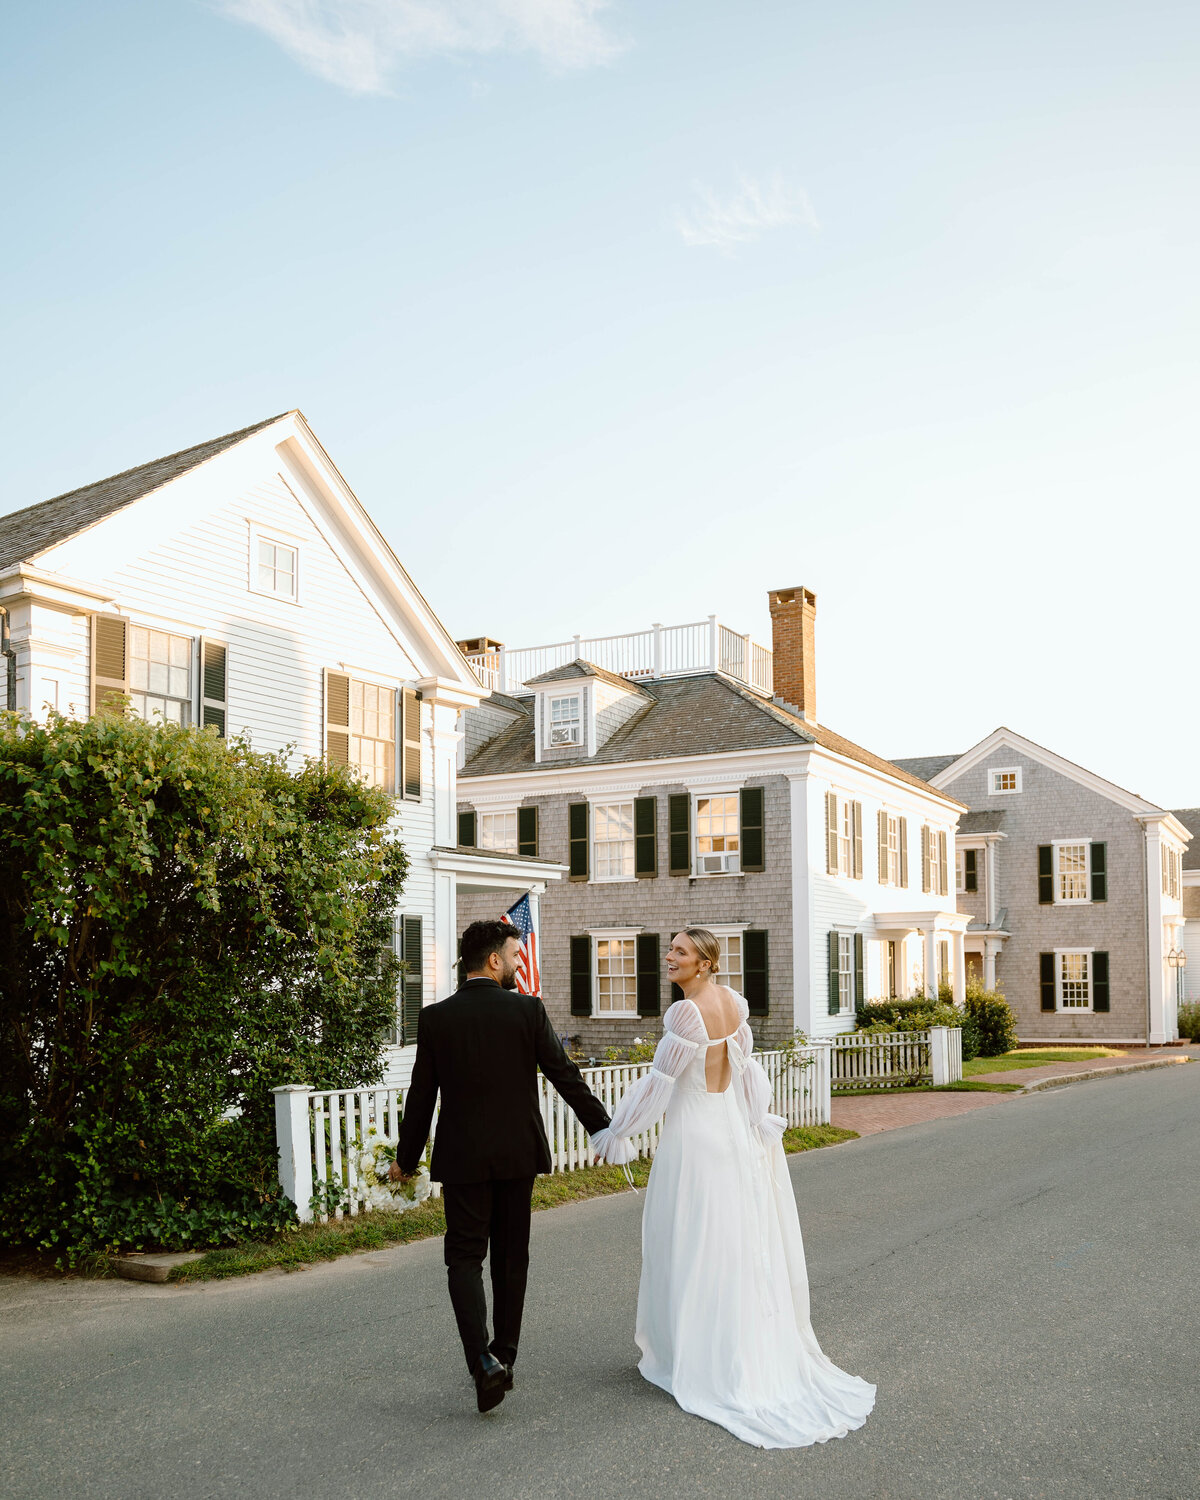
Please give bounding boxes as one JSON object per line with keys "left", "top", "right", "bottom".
{"left": 273, "top": 1043, "right": 831, "bottom": 1223}
{"left": 829, "top": 1026, "right": 962, "bottom": 1092}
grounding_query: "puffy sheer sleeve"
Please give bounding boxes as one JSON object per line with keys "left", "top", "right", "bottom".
{"left": 730, "top": 1008, "right": 788, "bottom": 1149}
{"left": 590, "top": 1002, "right": 706, "bottom": 1165}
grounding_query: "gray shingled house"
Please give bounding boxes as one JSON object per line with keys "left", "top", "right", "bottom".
{"left": 893, "top": 731, "right": 1190, "bottom": 1045}
{"left": 454, "top": 589, "right": 966, "bottom": 1054}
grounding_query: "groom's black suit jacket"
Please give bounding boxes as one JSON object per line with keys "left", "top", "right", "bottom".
{"left": 395, "top": 978, "right": 611, "bottom": 1183}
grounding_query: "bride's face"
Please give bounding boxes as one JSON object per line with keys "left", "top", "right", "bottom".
{"left": 667, "top": 932, "right": 706, "bottom": 986}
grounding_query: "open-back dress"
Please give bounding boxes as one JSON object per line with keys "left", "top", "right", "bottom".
{"left": 590, "top": 993, "right": 875, "bottom": 1449}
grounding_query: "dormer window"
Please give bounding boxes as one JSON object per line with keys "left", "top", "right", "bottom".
{"left": 548, "top": 694, "right": 582, "bottom": 747}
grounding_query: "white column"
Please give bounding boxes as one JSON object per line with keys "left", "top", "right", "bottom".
{"left": 1144, "top": 824, "right": 1169, "bottom": 1044}
{"left": 924, "top": 926, "right": 938, "bottom": 1001}
{"left": 272, "top": 1085, "right": 314, "bottom": 1222}
{"left": 434, "top": 870, "right": 457, "bottom": 1002}
{"left": 983, "top": 938, "right": 998, "bottom": 992}
{"left": 651, "top": 623, "right": 663, "bottom": 678}
{"left": 708, "top": 613, "right": 719, "bottom": 671}
{"left": 952, "top": 928, "right": 966, "bottom": 1004}
{"left": 929, "top": 1026, "right": 950, "bottom": 1086}
{"left": 985, "top": 839, "right": 998, "bottom": 926}
{"left": 428, "top": 702, "right": 462, "bottom": 851}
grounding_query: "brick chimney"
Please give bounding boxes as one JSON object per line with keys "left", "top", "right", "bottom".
{"left": 768, "top": 586, "right": 817, "bottom": 723}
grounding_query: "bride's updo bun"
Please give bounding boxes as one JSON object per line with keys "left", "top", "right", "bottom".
{"left": 682, "top": 927, "right": 720, "bottom": 978}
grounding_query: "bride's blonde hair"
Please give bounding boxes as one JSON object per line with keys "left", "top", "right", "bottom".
{"left": 681, "top": 927, "right": 720, "bottom": 978}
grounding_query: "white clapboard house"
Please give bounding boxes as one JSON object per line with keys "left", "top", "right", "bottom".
{"left": 0, "top": 411, "right": 565, "bottom": 1080}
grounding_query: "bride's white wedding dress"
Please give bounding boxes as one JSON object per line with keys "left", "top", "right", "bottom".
{"left": 590, "top": 994, "right": 875, "bottom": 1449}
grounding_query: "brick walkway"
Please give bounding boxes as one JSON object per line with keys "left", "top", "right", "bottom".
{"left": 830, "top": 1046, "right": 1197, "bottom": 1137}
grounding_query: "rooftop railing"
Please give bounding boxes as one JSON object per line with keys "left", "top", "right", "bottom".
{"left": 464, "top": 616, "right": 774, "bottom": 698}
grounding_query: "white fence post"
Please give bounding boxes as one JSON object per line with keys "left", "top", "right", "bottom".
{"left": 652, "top": 622, "right": 663, "bottom": 678}
{"left": 273, "top": 1085, "right": 314, "bottom": 1223}
{"left": 929, "top": 1026, "right": 950, "bottom": 1086}
{"left": 707, "top": 614, "right": 719, "bottom": 670}
{"left": 816, "top": 1041, "right": 832, "bottom": 1121}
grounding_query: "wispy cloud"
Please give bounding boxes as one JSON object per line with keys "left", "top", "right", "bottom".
{"left": 674, "top": 176, "right": 819, "bottom": 255}
{"left": 215, "top": 0, "right": 624, "bottom": 94}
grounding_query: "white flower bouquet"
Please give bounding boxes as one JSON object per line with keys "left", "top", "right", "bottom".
{"left": 351, "top": 1127, "right": 432, "bottom": 1213}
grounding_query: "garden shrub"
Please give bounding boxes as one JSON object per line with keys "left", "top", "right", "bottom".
{"left": 854, "top": 998, "right": 980, "bottom": 1061}
{"left": 0, "top": 710, "right": 407, "bottom": 1259}
{"left": 1177, "top": 1001, "right": 1200, "bottom": 1043}
{"left": 963, "top": 983, "right": 1018, "bottom": 1056}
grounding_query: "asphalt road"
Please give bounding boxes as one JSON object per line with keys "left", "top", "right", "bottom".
{"left": 2, "top": 1066, "right": 1197, "bottom": 1500}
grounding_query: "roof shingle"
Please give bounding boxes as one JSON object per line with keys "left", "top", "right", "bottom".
{"left": 0, "top": 413, "right": 290, "bottom": 572}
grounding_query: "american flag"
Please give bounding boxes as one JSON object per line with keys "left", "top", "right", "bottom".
{"left": 502, "top": 895, "right": 540, "bottom": 996}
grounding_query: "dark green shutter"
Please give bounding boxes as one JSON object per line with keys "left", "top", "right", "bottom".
{"left": 518, "top": 806, "right": 538, "bottom": 857}
{"left": 668, "top": 794, "right": 690, "bottom": 876}
{"left": 670, "top": 981, "right": 685, "bottom": 1003}
{"left": 201, "top": 639, "right": 227, "bottom": 735}
{"left": 828, "top": 930, "right": 840, "bottom": 1015}
{"left": 634, "top": 796, "right": 657, "bottom": 877}
{"left": 402, "top": 916, "right": 423, "bottom": 1044}
{"left": 568, "top": 802, "right": 589, "bottom": 880}
{"left": 458, "top": 809, "right": 476, "bottom": 847}
{"left": 401, "top": 688, "right": 422, "bottom": 800}
{"left": 1092, "top": 951, "right": 1110, "bottom": 1011}
{"left": 1038, "top": 845, "right": 1054, "bottom": 904}
{"left": 854, "top": 932, "right": 864, "bottom": 1007}
{"left": 964, "top": 848, "right": 978, "bottom": 892}
{"left": 1090, "top": 843, "right": 1107, "bottom": 902}
{"left": 636, "top": 933, "right": 660, "bottom": 1016}
{"left": 744, "top": 930, "right": 769, "bottom": 1015}
{"left": 1040, "top": 952, "right": 1056, "bottom": 1011}
{"left": 740, "top": 787, "right": 765, "bottom": 872}
{"left": 570, "top": 936, "right": 591, "bottom": 1016}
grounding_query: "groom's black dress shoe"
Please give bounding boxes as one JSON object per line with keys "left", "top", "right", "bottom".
{"left": 473, "top": 1353, "right": 507, "bottom": 1412}
{"left": 501, "top": 1364, "right": 514, "bottom": 1392}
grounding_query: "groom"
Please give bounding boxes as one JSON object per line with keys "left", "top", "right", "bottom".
{"left": 392, "top": 919, "right": 612, "bottom": 1412}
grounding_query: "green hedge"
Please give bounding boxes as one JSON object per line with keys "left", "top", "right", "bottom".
{"left": 0, "top": 711, "right": 407, "bottom": 1260}
{"left": 1177, "top": 1001, "right": 1200, "bottom": 1043}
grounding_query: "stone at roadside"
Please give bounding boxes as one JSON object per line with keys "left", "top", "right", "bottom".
{"left": 114, "top": 1252, "right": 205, "bottom": 1284}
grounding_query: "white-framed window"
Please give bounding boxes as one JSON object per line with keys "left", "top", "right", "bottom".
{"left": 478, "top": 810, "right": 518, "bottom": 853}
{"left": 955, "top": 849, "right": 964, "bottom": 893}
{"left": 989, "top": 767, "right": 1022, "bottom": 795}
{"left": 1058, "top": 950, "right": 1092, "bottom": 1010}
{"left": 704, "top": 925, "right": 746, "bottom": 993}
{"left": 837, "top": 933, "right": 854, "bottom": 1013}
{"left": 937, "top": 940, "right": 950, "bottom": 991}
{"left": 924, "top": 826, "right": 949, "bottom": 896}
{"left": 883, "top": 939, "right": 898, "bottom": 998}
{"left": 349, "top": 679, "right": 395, "bottom": 789}
{"left": 593, "top": 801, "right": 635, "bottom": 880}
{"left": 1162, "top": 845, "right": 1181, "bottom": 901}
{"left": 838, "top": 801, "right": 853, "bottom": 878}
{"left": 595, "top": 934, "right": 638, "bottom": 1016}
{"left": 881, "top": 813, "right": 903, "bottom": 886}
{"left": 129, "top": 626, "right": 192, "bottom": 725}
{"left": 249, "top": 527, "right": 300, "bottom": 602}
{"left": 547, "top": 694, "right": 581, "bottom": 747}
{"left": 1054, "top": 841, "right": 1091, "bottom": 904}
{"left": 695, "top": 793, "right": 740, "bottom": 876}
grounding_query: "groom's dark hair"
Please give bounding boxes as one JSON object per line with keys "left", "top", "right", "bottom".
{"left": 460, "top": 919, "right": 518, "bottom": 976}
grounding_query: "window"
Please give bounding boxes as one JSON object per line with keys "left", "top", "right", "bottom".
{"left": 250, "top": 532, "right": 299, "bottom": 601}
{"left": 923, "top": 827, "right": 949, "bottom": 896}
{"left": 548, "top": 694, "right": 581, "bottom": 747}
{"left": 703, "top": 928, "right": 745, "bottom": 992}
{"left": 1056, "top": 843, "right": 1089, "bottom": 903}
{"left": 837, "top": 934, "right": 853, "bottom": 1013}
{"left": 881, "top": 813, "right": 904, "bottom": 886}
{"left": 989, "top": 767, "right": 1022, "bottom": 795}
{"left": 696, "top": 794, "right": 740, "bottom": 875}
{"left": 937, "top": 940, "right": 950, "bottom": 990}
{"left": 129, "top": 627, "right": 191, "bottom": 725}
{"left": 884, "top": 939, "right": 897, "bottom": 999}
{"left": 593, "top": 802, "right": 635, "bottom": 879}
{"left": 595, "top": 937, "right": 638, "bottom": 1015}
{"left": 1059, "top": 951, "right": 1091, "bottom": 1009}
{"left": 838, "top": 801, "right": 853, "bottom": 878}
{"left": 827, "top": 793, "right": 863, "bottom": 879}
{"left": 479, "top": 810, "right": 518, "bottom": 853}
{"left": 956, "top": 847, "right": 978, "bottom": 894}
{"left": 349, "top": 679, "right": 395, "bottom": 789}
{"left": 955, "top": 850, "right": 964, "bottom": 892}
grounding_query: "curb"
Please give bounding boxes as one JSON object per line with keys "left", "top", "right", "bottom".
{"left": 113, "top": 1251, "right": 205, "bottom": 1284}
{"left": 1020, "top": 1057, "right": 1192, "bottom": 1094}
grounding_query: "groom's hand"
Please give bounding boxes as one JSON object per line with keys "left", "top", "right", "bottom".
{"left": 388, "top": 1163, "right": 415, "bottom": 1186}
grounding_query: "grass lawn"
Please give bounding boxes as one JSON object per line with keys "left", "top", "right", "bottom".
{"left": 165, "top": 1123, "right": 857, "bottom": 1283}
{"left": 832, "top": 1079, "right": 1022, "bottom": 1097}
{"left": 963, "top": 1047, "right": 1126, "bottom": 1077}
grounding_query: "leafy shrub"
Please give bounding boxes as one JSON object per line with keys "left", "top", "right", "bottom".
{"left": 964, "top": 983, "right": 1018, "bottom": 1056}
{"left": 1177, "top": 1002, "right": 1200, "bottom": 1043}
{"left": 0, "top": 711, "right": 407, "bottom": 1259}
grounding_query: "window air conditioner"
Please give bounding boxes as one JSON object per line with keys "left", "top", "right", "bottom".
{"left": 699, "top": 852, "right": 740, "bottom": 875}
{"left": 549, "top": 726, "right": 579, "bottom": 746}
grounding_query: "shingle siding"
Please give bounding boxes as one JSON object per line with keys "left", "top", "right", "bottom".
{"left": 940, "top": 749, "right": 1150, "bottom": 1040}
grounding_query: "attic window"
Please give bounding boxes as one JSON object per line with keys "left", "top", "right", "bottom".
{"left": 249, "top": 526, "right": 300, "bottom": 602}
{"left": 989, "top": 767, "right": 1021, "bottom": 795}
{"left": 548, "top": 694, "right": 581, "bottom": 747}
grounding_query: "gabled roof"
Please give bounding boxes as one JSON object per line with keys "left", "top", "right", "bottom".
{"left": 524, "top": 660, "right": 652, "bottom": 694}
{"left": 890, "top": 754, "right": 960, "bottom": 783}
{"left": 1169, "top": 809, "right": 1200, "bottom": 868}
{"left": 0, "top": 413, "right": 290, "bottom": 571}
{"left": 462, "top": 667, "right": 962, "bottom": 802}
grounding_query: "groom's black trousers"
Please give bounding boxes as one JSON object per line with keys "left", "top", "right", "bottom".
{"left": 442, "top": 1176, "right": 535, "bottom": 1373}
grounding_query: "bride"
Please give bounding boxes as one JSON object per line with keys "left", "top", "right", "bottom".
{"left": 590, "top": 927, "right": 875, "bottom": 1449}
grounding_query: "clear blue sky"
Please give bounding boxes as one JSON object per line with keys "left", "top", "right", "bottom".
{"left": 3, "top": 2, "right": 1197, "bottom": 802}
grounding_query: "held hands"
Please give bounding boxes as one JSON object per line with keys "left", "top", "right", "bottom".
{"left": 388, "top": 1162, "right": 416, "bottom": 1188}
